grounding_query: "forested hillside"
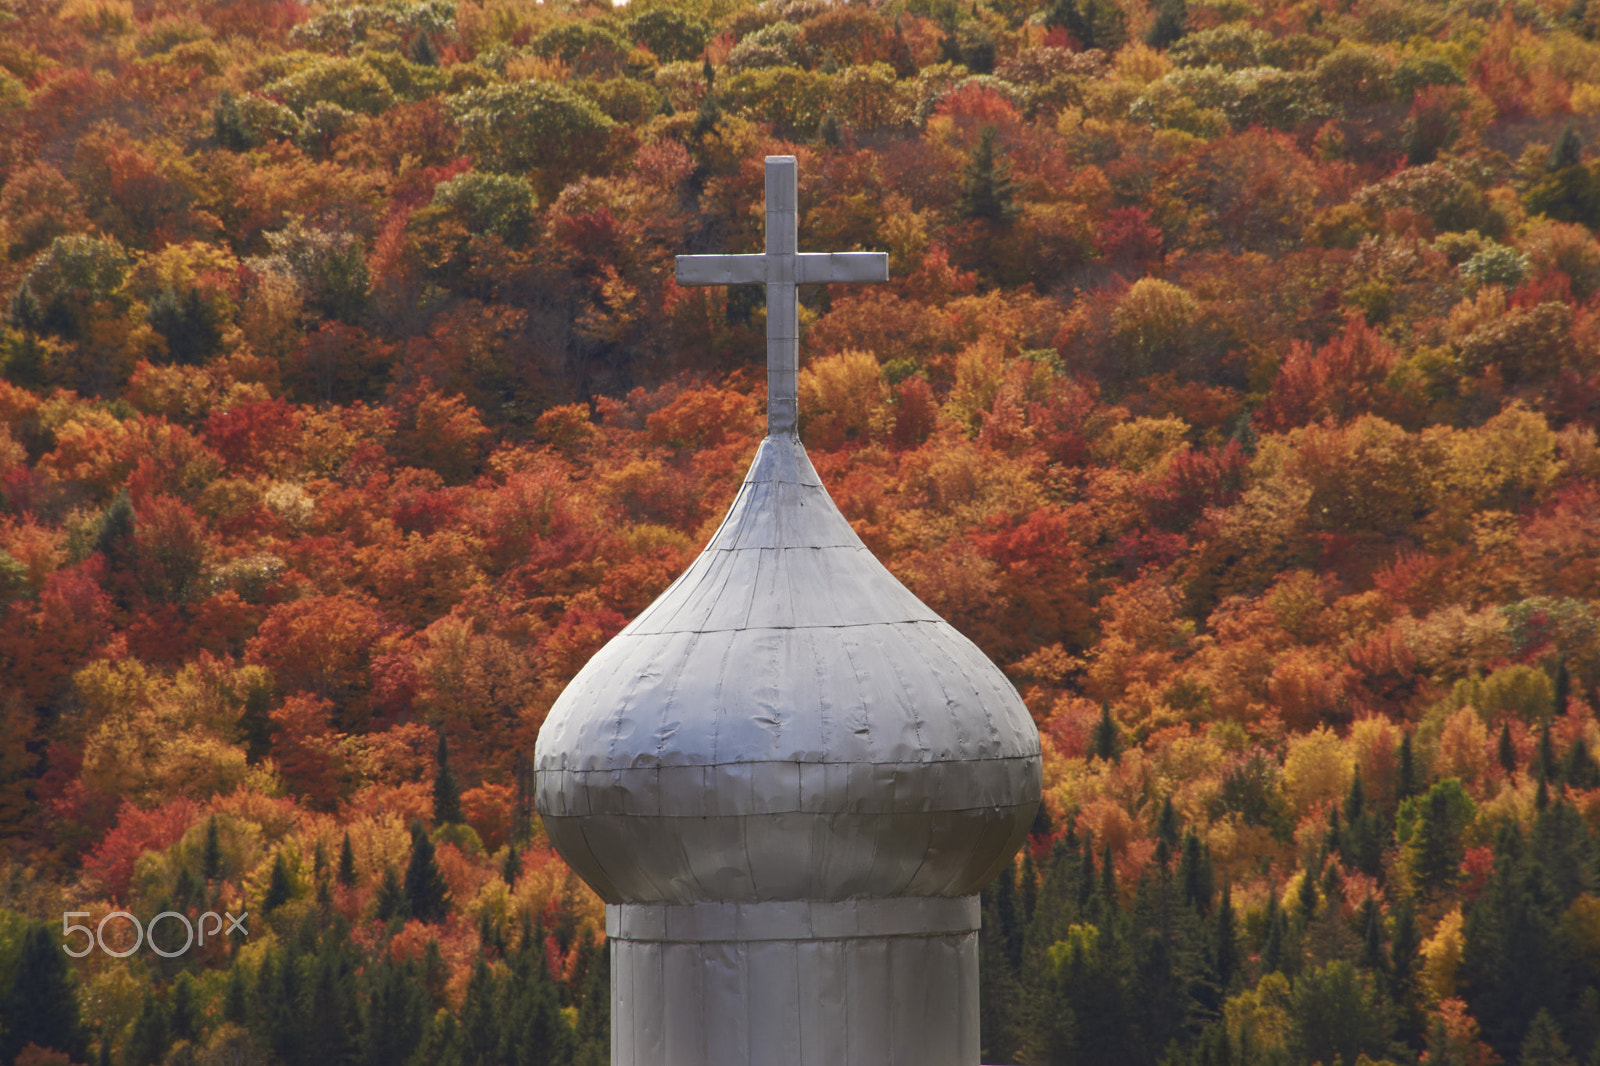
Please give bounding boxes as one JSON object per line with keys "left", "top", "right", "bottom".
{"left": 0, "top": 0, "right": 1598, "bottom": 1061}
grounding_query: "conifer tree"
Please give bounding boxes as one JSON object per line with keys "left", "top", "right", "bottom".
{"left": 362, "top": 960, "right": 428, "bottom": 1066}
{"left": 1145, "top": 0, "right": 1187, "bottom": 47}
{"left": 305, "top": 944, "right": 360, "bottom": 1066}
{"left": 1178, "top": 832, "right": 1213, "bottom": 914}
{"left": 1519, "top": 1009, "right": 1577, "bottom": 1066}
{"left": 224, "top": 962, "right": 250, "bottom": 1026}
{"left": 1563, "top": 735, "right": 1599, "bottom": 790}
{"left": 212, "top": 89, "right": 255, "bottom": 151}
{"left": 169, "top": 973, "right": 200, "bottom": 1045}
{"left": 1390, "top": 900, "right": 1423, "bottom": 1044}
{"left": 124, "top": 991, "right": 171, "bottom": 1066}
{"left": 1539, "top": 721, "right": 1558, "bottom": 785}
{"left": 1359, "top": 898, "right": 1388, "bottom": 986}
{"left": 404, "top": 819, "right": 452, "bottom": 923}
{"left": 1262, "top": 892, "right": 1288, "bottom": 975}
{"left": 409, "top": 31, "right": 440, "bottom": 66}
{"left": 1156, "top": 795, "right": 1181, "bottom": 868}
{"left": 202, "top": 814, "right": 223, "bottom": 882}
{"left": 503, "top": 841, "right": 522, "bottom": 886}
{"left": 513, "top": 752, "right": 536, "bottom": 845}
{"left": 1044, "top": 0, "right": 1127, "bottom": 50}
{"left": 1092, "top": 702, "right": 1121, "bottom": 762}
{"left": 375, "top": 865, "right": 406, "bottom": 922}
{"left": 264, "top": 851, "right": 294, "bottom": 913}
{"left": 1499, "top": 721, "right": 1518, "bottom": 777}
{"left": 1397, "top": 731, "right": 1419, "bottom": 801}
{"left": 338, "top": 831, "right": 357, "bottom": 887}
{"left": 1297, "top": 861, "right": 1320, "bottom": 919}
{"left": 433, "top": 731, "right": 463, "bottom": 826}
{"left": 958, "top": 127, "right": 1020, "bottom": 226}
{"left": 0, "top": 923, "right": 89, "bottom": 1063}
{"left": 1461, "top": 820, "right": 1570, "bottom": 1058}
{"left": 1020, "top": 850, "right": 1038, "bottom": 923}
{"left": 1212, "top": 882, "right": 1237, "bottom": 993}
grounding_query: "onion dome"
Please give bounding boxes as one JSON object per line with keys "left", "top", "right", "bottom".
{"left": 534, "top": 433, "right": 1041, "bottom": 906}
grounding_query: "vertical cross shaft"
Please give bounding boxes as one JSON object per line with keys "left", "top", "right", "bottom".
{"left": 675, "top": 156, "right": 889, "bottom": 437}
{"left": 765, "top": 156, "right": 800, "bottom": 435}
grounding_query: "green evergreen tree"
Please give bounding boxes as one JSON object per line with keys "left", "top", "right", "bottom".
{"left": 1461, "top": 821, "right": 1571, "bottom": 1058}
{"left": 404, "top": 820, "right": 452, "bottom": 923}
{"left": 1297, "top": 859, "right": 1320, "bottom": 919}
{"left": 1020, "top": 850, "right": 1038, "bottom": 923}
{"left": 513, "top": 752, "right": 536, "bottom": 846}
{"left": 202, "top": 815, "right": 223, "bottom": 882}
{"left": 304, "top": 943, "right": 360, "bottom": 1066}
{"left": 503, "top": 841, "right": 522, "bottom": 887}
{"left": 1044, "top": 0, "right": 1128, "bottom": 50}
{"left": 1407, "top": 779, "right": 1473, "bottom": 899}
{"left": 212, "top": 89, "right": 257, "bottom": 151}
{"left": 1563, "top": 735, "right": 1600, "bottom": 790}
{"left": 1539, "top": 721, "right": 1558, "bottom": 784}
{"left": 169, "top": 973, "right": 200, "bottom": 1045}
{"left": 1145, "top": 0, "right": 1187, "bottom": 47}
{"left": 264, "top": 851, "right": 294, "bottom": 913}
{"left": 0, "top": 923, "right": 89, "bottom": 1063}
{"left": 1359, "top": 896, "right": 1386, "bottom": 968}
{"left": 1261, "top": 892, "right": 1289, "bottom": 976}
{"left": 1526, "top": 125, "right": 1600, "bottom": 227}
{"left": 1178, "top": 832, "right": 1214, "bottom": 914}
{"left": 1340, "top": 773, "right": 1383, "bottom": 878}
{"left": 1289, "top": 961, "right": 1392, "bottom": 1066}
{"left": 1212, "top": 882, "right": 1238, "bottom": 994}
{"left": 1499, "top": 721, "right": 1518, "bottom": 777}
{"left": 266, "top": 945, "right": 307, "bottom": 1066}
{"left": 7, "top": 283, "right": 44, "bottom": 335}
{"left": 433, "top": 730, "right": 464, "bottom": 825}
{"left": 361, "top": 960, "right": 428, "bottom": 1066}
{"left": 338, "top": 831, "right": 357, "bottom": 887}
{"left": 409, "top": 31, "right": 440, "bottom": 66}
{"left": 1092, "top": 701, "right": 1122, "bottom": 762}
{"left": 1551, "top": 122, "right": 1584, "bottom": 170}
{"left": 146, "top": 286, "right": 223, "bottom": 366}
{"left": 958, "top": 126, "right": 1020, "bottom": 226}
{"left": 1397, "top": 731, "right": 1419, "bottom": 801}
{"left": 1156, "top": 795, "right": 1181, "bottom": 865}
{"left": 1532, "top": 798, "right": 1595, "bottom": 905}
{"left": 94, "top": 489, "right": 136, "bottom": 570}
{"left": 124, "top": 990, "right": 171, "bottom": 1066}
{"left": 1520, "top": 1008, "right": 1578, "bottom": 1066}
{"left": 224, "top": 960, "right": 250, "bottom": 1026}
{"left": 1390, "top": 900, "right": 1424, "bottom": 1046}
{"left": 456, "top": 957, "right": 502, "bottom": 1064}
{"left": 375, "top": 864, "right": 407, "bottom": 922}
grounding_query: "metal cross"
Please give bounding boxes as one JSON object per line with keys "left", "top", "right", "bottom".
{"left": 675, "top": 155, "right": 889, "bottom": 437}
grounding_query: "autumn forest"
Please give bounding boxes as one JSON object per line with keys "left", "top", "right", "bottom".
{"left": 0, "top": 0, "right": 1598, "bottom": 1061}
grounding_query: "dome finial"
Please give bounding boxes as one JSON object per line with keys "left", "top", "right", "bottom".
{"left": 675, "top": 155, "right": 889, "bottom": 436}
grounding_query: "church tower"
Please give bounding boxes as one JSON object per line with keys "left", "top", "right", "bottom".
{"left": 534, "top": 157, "right": 1041, "bottom": 1066}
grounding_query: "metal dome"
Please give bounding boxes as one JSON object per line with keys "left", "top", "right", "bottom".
{"left": 532, "top": 155, "right": 1041, "bottom": 1066}
{"left": 534, "top": 433, "right": 1041, "bottom": 905}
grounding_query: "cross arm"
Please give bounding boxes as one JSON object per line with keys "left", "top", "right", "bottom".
{"left": 675, "top": 254, "right": 766, "bottom": 286}
{"left": 795, "top": 252, "right": 889, "bottom": 285}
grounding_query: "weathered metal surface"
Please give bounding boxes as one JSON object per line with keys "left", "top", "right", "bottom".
{"left": 534, "top": 155, "right": 1041, "bottom": 1066}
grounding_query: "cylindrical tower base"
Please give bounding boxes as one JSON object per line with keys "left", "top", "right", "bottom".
{"left": 607, "top": 898, "right": 981, "bottom": 1066}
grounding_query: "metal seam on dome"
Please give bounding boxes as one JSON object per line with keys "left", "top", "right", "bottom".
{"left": 651, "top": 628, "right": 695, "bottom": 761}
{"left": 707, "top": 623, "right": 737, "bottom": 766}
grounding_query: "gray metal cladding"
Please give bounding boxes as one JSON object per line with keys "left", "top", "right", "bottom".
{"left": 534, "top": 434, "right": 1042, "bottom": 908}
{"left": 533, "top": 155, "right": 1039, "bottom": 1064}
